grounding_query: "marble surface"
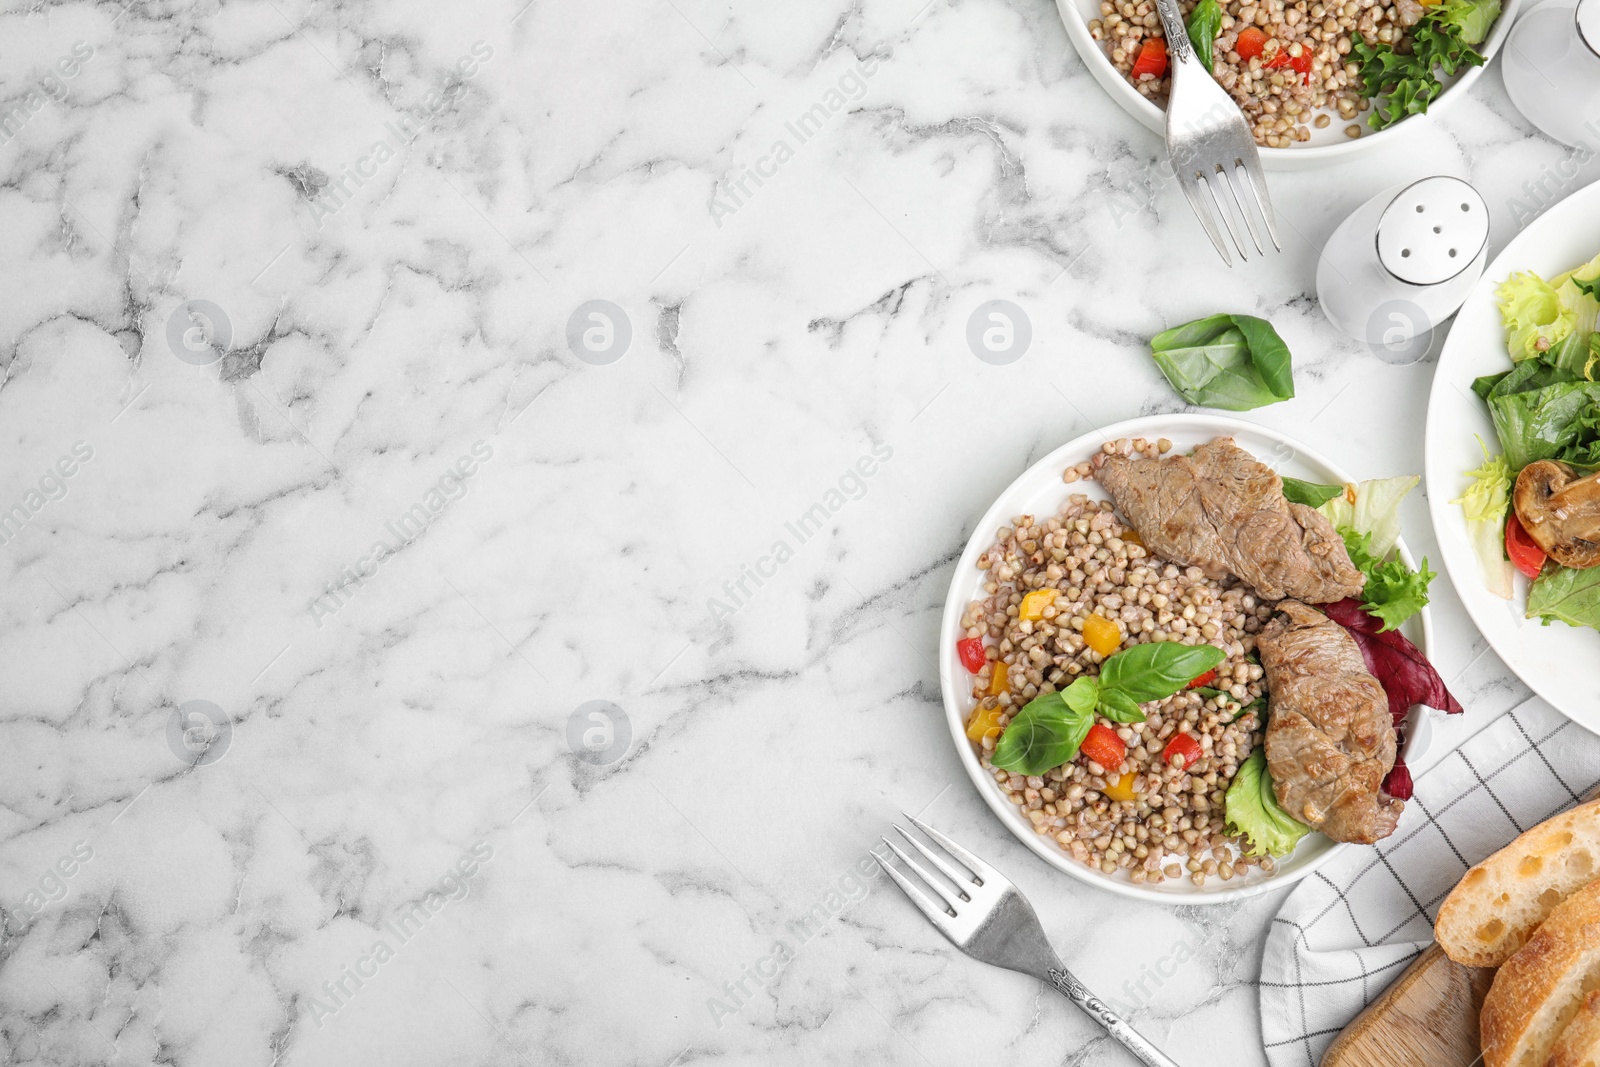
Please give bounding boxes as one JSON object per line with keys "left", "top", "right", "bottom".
{"left": 0, "top": 0, "right": 1589, "bottom": 1064}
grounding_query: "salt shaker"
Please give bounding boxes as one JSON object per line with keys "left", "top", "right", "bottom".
{"left": 1316, "top": 176, "right": 1490, "bottom": 364}
{"left": 1503, "top": 0, "right": 1600, "bottom": 150}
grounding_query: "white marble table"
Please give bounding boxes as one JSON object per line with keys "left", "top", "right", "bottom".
{"left": 0, "top": 0, "right": 1581, "bottom": 1064}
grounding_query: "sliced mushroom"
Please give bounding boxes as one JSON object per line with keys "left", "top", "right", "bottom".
{"left": 1513, "top": 460, "right": 1600, "bottom": 569}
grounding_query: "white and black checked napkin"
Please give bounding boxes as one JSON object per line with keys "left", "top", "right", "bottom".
{"left": 1260, "top": 698, "right": 1600, "bottom": 1067}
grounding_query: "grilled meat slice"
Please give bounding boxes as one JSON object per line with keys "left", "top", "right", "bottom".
{"left": 1259, "top": 600, "right": 1402, "bottom": 845}
{"left": 1513, "top": 460, "right": 1600, "bottom": 569}
{"left": 1098, "top": 438, "right": 1365, "bottom": 603}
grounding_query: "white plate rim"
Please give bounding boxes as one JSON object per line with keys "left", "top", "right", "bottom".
{"left": 1424, "top": 180, "right": 1600, "bottom": 735}
{"left": 940, "top": 412, "right": 1435, "bottom": 904}
{"left": 1051, "top": 0, "right": 1521, "bottom": 171}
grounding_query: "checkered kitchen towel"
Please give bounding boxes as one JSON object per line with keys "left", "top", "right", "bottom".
{"left": 1260, "top": 697, "right": 1600, "bottom": 1067}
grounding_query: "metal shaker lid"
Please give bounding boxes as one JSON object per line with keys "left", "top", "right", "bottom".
{"left": 1375, "top": 176, "right": 1489, "bottom": 287}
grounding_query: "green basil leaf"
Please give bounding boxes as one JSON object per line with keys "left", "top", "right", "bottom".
{"left": 990, "top": 693, "right": 1093, "bottom": 776}
{"left": 1185, "top": 0, "right": 1223, "bottom": 71}
{"left": 1281, "top": 476, "right": 1344, "bottom": 508}
{"left": 1061, "top": 675, "right": 1099, "bottom": 714}
{"left": 1230, "top": 315, "right": 1295, "bottom": 400}
{"left": 1097, "top": 688, "right": 1146, "bottom": 724}
{"left": 1148, "top": 313, "right": 1295, "bottom": 411}
{"left": 1097, "top": 642, "right": 1226, "bottom": 703}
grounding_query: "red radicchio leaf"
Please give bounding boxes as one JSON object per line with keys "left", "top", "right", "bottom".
{"left": 1382, "top": 757, "right": 1414, "bottom": 801}
{"left": 1322, "top": 597, "right": 1463, "bottom": 727}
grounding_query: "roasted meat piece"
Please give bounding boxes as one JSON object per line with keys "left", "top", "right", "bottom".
{"left": 1259, "top": 600, "right": 1402, "bottom": 845}
{"left": 1513, "top": 460, "right": 1600, "bottom": 569}
{"left": 1098, "top": 438, "right": 1365, "bottom": 603}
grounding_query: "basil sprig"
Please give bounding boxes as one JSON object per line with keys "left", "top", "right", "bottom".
{"left": 1281, "top": 477, "right": 1343, "bottom": 508}
{"left": 1185, "top": 0, "right": 1223, "bottom": 72}
{"left": 991, "top": 642, "right": 1225, "bottom": 776}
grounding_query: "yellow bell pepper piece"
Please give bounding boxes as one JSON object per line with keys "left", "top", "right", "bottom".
{"left": 1019, "top": 589, "right": 1056, "bottom": 621}
{"left": 988, "top": 662, "right": 1009, "bottom": 695}
{"left": 1083, "top": 613, "right": 1122, "bottom": 656}
{"left": 1103, "top": 771, "right": 1137, "bottom": 802}
{"left": 965, "top": 706, "right": 1004, "bottom": 742}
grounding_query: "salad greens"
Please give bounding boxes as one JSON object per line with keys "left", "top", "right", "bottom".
{"left": 1342, "top": 530, "right": 1436, "bottom": 632}
{"left": 1453, "top": 442, "right": 1514, "bottom": 600}
{"left": 1281, "top": 477, "right": 1343, "bottom": 508}
{"left": 1528, "top": 566, "right": 1600, "bottom": 631}
{"left": 1459, "top": 250, "right": 1600, "bottom": 634}
{"left": 1351, "top": 4, "right": 1489, "bottom": 131}
{"left": 1318, "top": 476, "right": 1418, "bottom": 557}
{"left": 1225, "top": 748, "right": 1310, "bottom": 857}
{"left": 1276, "top": 476, "right": 1435, "bottom": 630}
{"left": 1149, "top": 314, "right": 1295, "bottom": 412}
{"left": 1185, "top": 0, "right": 1223, "bottom": 72}
{"left": 1497, "top": 272, "right": 1575, "bottom": 362}
{"left": 991, "top": 643, "right": 1224, "bottom": 776}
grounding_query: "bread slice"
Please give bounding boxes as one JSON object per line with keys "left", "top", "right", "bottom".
{"left": 1550, "top": 989, "right": 1600, "bottom": 1067}
{"left": 1436, "top": 797, "right": 1600, "bottom": 967}
{"left": 1479, "top": 879, "right": 1600, "bottom": 1067}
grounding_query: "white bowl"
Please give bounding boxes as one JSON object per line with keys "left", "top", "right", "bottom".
{"left": 1424, "top": 178, "right": 1600, "bottom": 734}
{"left": 939, "top": 413, "right": 1435, "bottom": 904}
{"left": 1054, "top": 0, "right": 1521, "bottom": 170}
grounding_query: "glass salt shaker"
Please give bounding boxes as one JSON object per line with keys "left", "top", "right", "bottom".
{"left": 1503, "top": 0, "right": 1600, "bottom": 149}
{"left": 1317, "top": 176, "right": 1491, "bottom": 364}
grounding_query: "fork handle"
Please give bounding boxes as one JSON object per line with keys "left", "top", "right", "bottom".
{"left": 1047, "top": 967, "right": 1183, "bottom": 1067}
{"left": 1148, "top": 0, "right": 1201, "bottom": 76}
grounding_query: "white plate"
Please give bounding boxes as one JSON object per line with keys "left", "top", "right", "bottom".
{"left": 940, "top": 413, "right": 1434, "bottom": 903}
{"left": 1425, "top": 180, "right": 1600, "bottom": 735}
{"left": 1054, "top": 0, "right": 1520, "bottom": 171}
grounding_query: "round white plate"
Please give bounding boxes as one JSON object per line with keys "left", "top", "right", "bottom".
{"left": 1053, "top": 0, "right": 1520, "bottom": 171}
{"left": 940, "top": 413, "right": 1434, "bottom": 903}
{"left": 1425, "top": 180, "right": 1600, "bottom": 735}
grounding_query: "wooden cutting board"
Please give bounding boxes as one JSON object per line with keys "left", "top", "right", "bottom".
{"left": 1320, "top": 943, "right": 1495, "bottom": 1067}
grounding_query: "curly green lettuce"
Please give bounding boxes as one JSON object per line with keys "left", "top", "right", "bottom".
{"left": 1225, "top": 748, "right": 1311, "bottom": 857}
{"left": 1497, "top": 271, "right": 1575, "bottom": 362}
{"left": 1452, "top": 441, "right": 1513, "bottom": 600}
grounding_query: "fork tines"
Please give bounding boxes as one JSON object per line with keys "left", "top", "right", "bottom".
{"left": 1180, "top": 158, "right": 1281, "bottom": 267}
{"left": 873, "top": 812, "right": 997, "bottom": 930}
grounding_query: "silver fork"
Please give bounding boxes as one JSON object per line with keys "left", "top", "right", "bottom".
{"left": 1149, "top": 0, "right": 1280, "bottom": 266}
{"left": 876, "top": 814, "right": 1182, "bottom": 1067}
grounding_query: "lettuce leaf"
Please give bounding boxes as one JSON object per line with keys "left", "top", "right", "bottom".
{"left": 1451, "top": 442, "right": 1514, "bottom": 600}
{"left": 1225, "top": 748, "right": 1311, "bottom": 857}
{"left": 1341, "top": 529, "right": 1435, "bottom": 631}
{"left": 1282, "top": 477, "right": 1343, "bottom": 508}
{"left": 1497, "top": 271, "right": 1575, "bottom": 362}
{"left": 1429, "top": 0, "right": 1500, "bottom": 43}
{"left": 1527, "top": 566, "right": 1600, "bottom": 630}
{"left": 1317, "top": 475, "right": 1419, "bottom": 557}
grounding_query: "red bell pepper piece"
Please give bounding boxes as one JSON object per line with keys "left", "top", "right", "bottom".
{"left": 1130, "top": 38, "right": 1168, "bottom": 79}
{"left": 1186, "top": 669, "right": 1218, "bottom": 690}
{"left": 1081, "top": 723, "right": 1127, "bottom": 770}
{"left": 957, "top": 636, "right": 987, "bottom": 674}
{"left": 1161, "top": 733, "right": 1204, "bottom": 771}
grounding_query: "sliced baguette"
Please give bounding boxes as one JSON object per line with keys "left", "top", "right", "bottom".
{"left": 1436, "top": 797, "right": 1600, "bottom": 967}
{"left": 1479, "top": 879, "right": 1600, "bottom": 1067}
{"left": 1550, "top": 989, "right": 1600, "bottom": 1067}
